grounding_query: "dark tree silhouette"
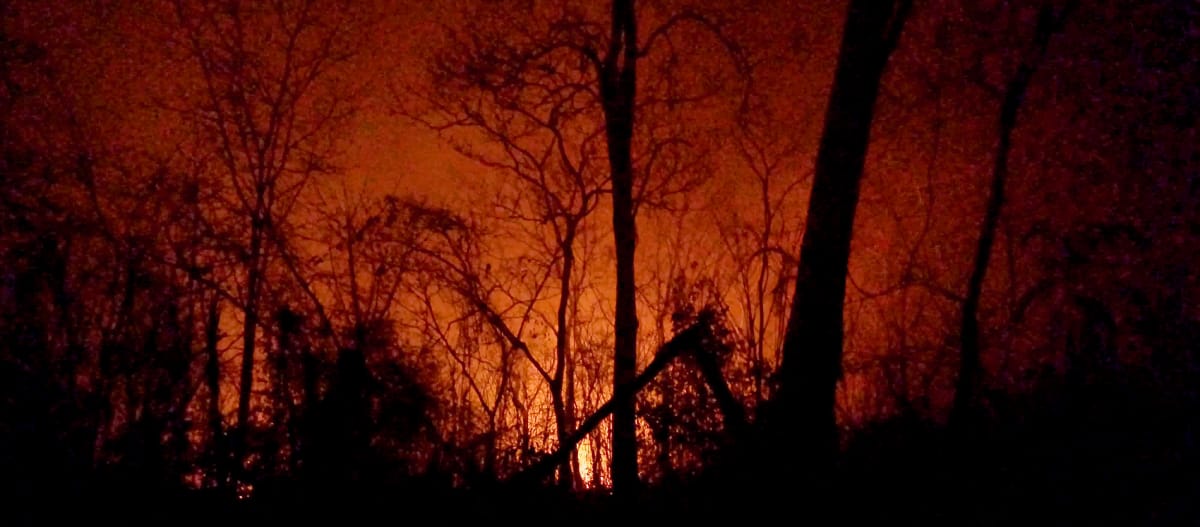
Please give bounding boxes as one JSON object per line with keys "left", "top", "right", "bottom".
{"left": 951, "top": 1, "right": 1076, "bottom": 432}
{"left": 0, "top": 0, "right": 1197, "bottom": 523}
{"left": 203, "top": 296, "right": 225, "bottom": 484}
{"left": 419, "top": 20, "right": 609, "bottom": 487}
{"left": 601, "top": 0, "right": 641, "bottom": 496}
{"left": 168, "top": 0, "right": 366, "bottom": 479}
{"left": 412, "top": 0, "right": 741, "bottom": 492}
{"left": 778, "top": 0, "right": 911, "bottom": 474}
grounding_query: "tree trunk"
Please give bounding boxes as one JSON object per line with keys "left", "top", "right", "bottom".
{"left": 778, "top": 0, "right": 909, "bottom": 476}
{"left": 602, "top": 0, "right": 641, "bottom": 496}
{"left": 565, "top": 351, "right": 583, "bottom": 489}
{"left": 690, "top": 344, "right": 747, "bottom": 439}
{"left": 204, "top": 297, "right": 223, "bottom": 485}
{"left": 234, "top": 228, "right": 263, "bottom": 477}
{"left": 552, "top": 223, "right": 578, "bottom": 488}
{"left": 952, "top": 3, "right": 1071, "bottom": 431}
{"left": 300, "top": 343, "right": 319, "bottom": 469}
{"left": 537, "top": 224, "right": 573, "bottom": 487}
{"left": 276, "top": 312, "right": 299, "bottom": 473}
{"left": 549, "top": 387, "right": 571, "bottom": 487}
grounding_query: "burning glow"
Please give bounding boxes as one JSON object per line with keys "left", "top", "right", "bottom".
{"left": 577, "top": 440, "right": 597, "bottom": 487}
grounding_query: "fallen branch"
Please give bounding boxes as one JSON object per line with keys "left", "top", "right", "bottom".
{"left": 510, "top": 317, "right": 712, "bottom": 486}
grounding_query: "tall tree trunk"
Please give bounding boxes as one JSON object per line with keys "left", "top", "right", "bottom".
{"left": 234, "top": 227, "right": 263, "bottom": 477}
{"left": 276, "top": 311, "right": 300, "bottom": 473}
{"left": 300, "top": 343, "right": 319, "bottom": 469}
{"left": 567, "top": 276, "right": 584, "bottom": 489}
{"left": 205, "top": 297, "right": 223, "bottom": 485}
{"left": 167, "top": 297, "right": 196, "bottom": 476}
{"left": 778, "top": 0, "right": 910, "bottom": 475}
{"left": 952, "top": 3, "right": 1072, "bottom": 431}
{"left": 565, "top": 351, "right": 583, "bottom": 489}
{"left": 552, "top": 222, "right": 578, "bottom": 488}
{"left": 602, "top": 0, "right": 641, "bottom": 496}
{"left": 549, "top": 389, "right": 571, "bottom": 487}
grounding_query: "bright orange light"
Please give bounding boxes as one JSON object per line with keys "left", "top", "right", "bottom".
{"left": 577, "top": 441, "right": 596, "bottom": 487}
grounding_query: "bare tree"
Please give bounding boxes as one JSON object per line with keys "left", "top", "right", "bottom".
{"left": 413, "top": 0, "right": 740, "bottom": 491}
{"left": 168, "top": 0, "right": 366, "bottom": 476}
{"left": 600, "top": 0, "right": 642, "bottom": 492}
{"left": 952, "top": 2, "right": 1075, "bottom": 431}
{"left": 717, "top": 99, "right": 807, "bottom": 410}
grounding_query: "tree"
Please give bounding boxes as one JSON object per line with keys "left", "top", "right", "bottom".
{"left": 641, "top": 273, "right": 749, "bottom": 484}
{"left": 951, "top": 2, "right": 1075, "bottom": 430}
{"left": 719, "top": 95, "right": 807, "bottom": 410}
{"left": 412, "top": 205, "right": 560, "bottom": 479}
{"left": 601, "top": 0, "right": 641, "bottom": 493}
{"left": 419, "top": 11, "right": 611, "bottom": 485}
{"left": 270, "top": 189, "right": 442, "bottom": 481}
{"left": 594, "top": 0, "right": 740, "bottom": 494}
{"left": 415, "top": 0, "right": 740, "bottom": 492}
{"left": 168, "top": 0, "right": 366, "bottom": 477}
{"left": 777, "top": 0, "right": 911, "bottom": 475}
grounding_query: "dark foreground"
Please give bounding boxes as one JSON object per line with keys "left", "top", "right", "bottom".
{"left": 10, "top": 388, "right": 1199, "bottom": 527}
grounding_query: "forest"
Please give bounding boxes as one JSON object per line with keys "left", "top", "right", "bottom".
{"left": 1, "top": 0, "right": 1197, "bottom": 524}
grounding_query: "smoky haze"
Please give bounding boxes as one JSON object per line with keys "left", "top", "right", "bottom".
{"left": 1, "top": 0, "right": 1196, "bottom": 524}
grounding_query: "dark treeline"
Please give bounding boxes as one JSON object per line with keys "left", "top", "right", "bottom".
{"left": 2, "top": 0, "right": 1198, "bottom": 524}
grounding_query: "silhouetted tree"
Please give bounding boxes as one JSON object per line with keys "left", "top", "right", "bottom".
{"left": 601, "top": 0, "right": 641, "bottom": 494}
{"left": 778, "top": 0, "right": 911, "bottom": 476}
{"left": 202, "top": 295, "right": 225, "bottom": 485}
{"left": 642, "top": 274, "right": 748, "bottom": 484}
{"left": 719, "top": 94, "right": 807, "bottom": 411}
{"left": 952, "top": 1, "right": 1075, "bottom": 432}
{"left": 420, "top": 21, "right": 610, "bottom": 486}
{"left": 168, "top": 0, "right": 368, "bottom": 478}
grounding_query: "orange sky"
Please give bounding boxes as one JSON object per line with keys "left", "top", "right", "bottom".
{"left": 5, "top": 0, "right": 1021, "bottom": 448}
